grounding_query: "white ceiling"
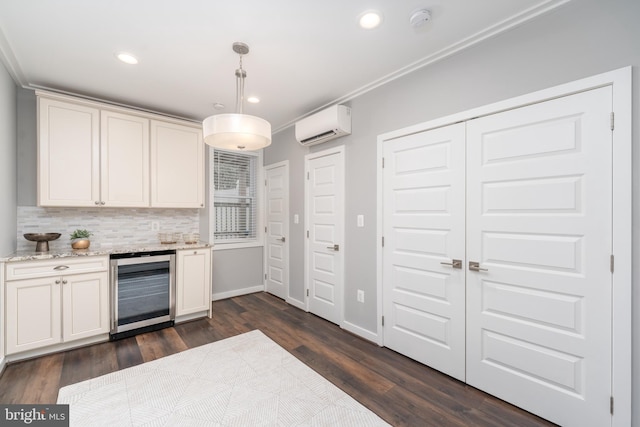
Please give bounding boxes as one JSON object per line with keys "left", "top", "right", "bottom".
{"left": 0, "top": 0, "right": 568, "bottom": 133}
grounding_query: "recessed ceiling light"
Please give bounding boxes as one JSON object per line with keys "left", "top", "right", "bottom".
{"left": 359, "top": 10, "right": 383, "bottom": 29}
{"left": 116, "top": 52, "right": 138, "bottom": 65}
{"left": 247, "top": 96, "right": 260, "bottom": 104}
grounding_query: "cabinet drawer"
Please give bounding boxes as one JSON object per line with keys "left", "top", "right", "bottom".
{"left": 5, "top": 256, "right": 109, "bottom": 281}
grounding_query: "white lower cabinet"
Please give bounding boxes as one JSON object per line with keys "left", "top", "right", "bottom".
{"left": 5, "top": 277, "right": 62, "bottom": 354}
{"left": 176, "top": 248, "right": 211, "bottom": 316}
{"left": 4, "top": 257, "right": 109, "bottom": 355}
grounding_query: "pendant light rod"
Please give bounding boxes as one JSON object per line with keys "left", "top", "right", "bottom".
{"left": 202, "top": 42, "right": 271, "bottom": 151}
{"left": 233, "top": 42, "right": 249, "bottom": 115}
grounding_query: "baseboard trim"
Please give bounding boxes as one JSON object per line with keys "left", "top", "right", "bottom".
{"left": 285, "top": 296, "right": 306, "bottom": 311}
{"left": 0, "top": 356, "right": 5, "bottom": 376}
{"left": 212, "top": 285, "right": 264, "bottom": 301}
{"left": 342, "top": 320, "right": 379, "bottom": 344}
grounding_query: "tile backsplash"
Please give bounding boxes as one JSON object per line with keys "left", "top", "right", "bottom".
{"left": 17, "top": 206, "right": 201, "bottom": 252}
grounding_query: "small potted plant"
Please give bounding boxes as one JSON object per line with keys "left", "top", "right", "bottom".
{"left": 70, "top": 229, "right": 93, "bottom": 249}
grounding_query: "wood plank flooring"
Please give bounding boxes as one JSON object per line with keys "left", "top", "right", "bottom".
{"left": 0, "top": 292, "right": 556, "bottom": 426}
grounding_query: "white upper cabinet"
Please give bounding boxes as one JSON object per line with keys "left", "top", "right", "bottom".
{"left": 100, "top": 111, "right": 150, "bottom": 207}
{"left": 150, "top": 120, "right": 204, "bottom": 208}
{"left": 38, "top": 97, "right": 100, "bottom": 206}
{"left": 37, "top": 92, "right": 204, "bottom": 209}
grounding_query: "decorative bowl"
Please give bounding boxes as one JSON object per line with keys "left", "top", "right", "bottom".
{"left": 158, "top": 232, "right": 181, "bottom": 244}
{"left": 183, "top": 233, "right": 200, "bottom": 244}
{"left": 23, "top": 233, "right": 62, "bottom": 252}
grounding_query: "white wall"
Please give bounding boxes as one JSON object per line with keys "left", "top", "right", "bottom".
{"left": 266, "top": 0, "right": 640, "bottom": 422}
{"left": 0, "top": 61, "right": 17, "bottom": 256}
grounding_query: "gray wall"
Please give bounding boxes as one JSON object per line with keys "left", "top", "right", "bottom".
{"left": 0, "top": 61, "right": 17, "bottom": 257}
{"left": 211, "top": 246, "right": 264, "bottom": 299}
{"left": 16, "top": 89, "right": 36, "bottom": 207}
{"left": 266, "top": 0, "right": 640, "bottom": 421}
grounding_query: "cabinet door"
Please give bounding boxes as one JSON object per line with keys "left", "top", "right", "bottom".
{"left": 5, "top": 278, "right": 62, "bottom": 354}
{"left": 38, "top": 97, "right": 100, "bottom": 207}
{"left": 176, "top": 249, "right": 211, "bottom": 316}
{"left": 150, "top": 120, "right": 204, "bottom": 208}
{"left": 100, "top": 111, "right": 150, "bottom": 207}
{"left": 62, "top": 272, "right": 110, "bottom": 342}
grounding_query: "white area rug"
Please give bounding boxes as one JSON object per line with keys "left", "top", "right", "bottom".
{"left": 57, "top": 330, "right": 390, "bottom": 426}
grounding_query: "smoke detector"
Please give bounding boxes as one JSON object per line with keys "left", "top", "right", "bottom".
{"left": 410, "top": 9, "right": 432, "bottom": 29}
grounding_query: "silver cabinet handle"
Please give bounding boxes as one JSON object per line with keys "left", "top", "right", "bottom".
{"left": 55, "top": 279, "right": 61, "bottom": 284}
{"left": 469, "top": 261, "right": 488, "bottom": 272}
{"left": 279, "top": 237, "right": 286, "bottom": 242}
{"left": 62, "top": 279, "right": 67, "bottom": 284}
{"left": 440, "top": 259, "right": 462, "bottom": 269}
{"left": 95, "top": 201, "right": 100, "bottom": 205}
{"left": 53, "top": 265, "right": 69, "bottom": 270}
{"left": 100, "top": 201, "right": 106, "bottom": 205}
{"left": 326, "top": 244, "right": 339, "bottom": 251}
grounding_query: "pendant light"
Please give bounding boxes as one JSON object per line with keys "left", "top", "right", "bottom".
{"left": 203, "top": 42, "right": 271, "bottom": 150}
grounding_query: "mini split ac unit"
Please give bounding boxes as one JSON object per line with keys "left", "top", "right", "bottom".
{"left": 295, "top": 105, "right": 351, "bottom": 146}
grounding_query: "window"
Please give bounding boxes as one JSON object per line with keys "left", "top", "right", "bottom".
{"left": 210, "top": 148, "right": 262, "bottom": 247}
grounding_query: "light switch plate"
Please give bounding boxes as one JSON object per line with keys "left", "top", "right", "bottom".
{"left": 357, "top": 215, "right": 364, "bottom": 227}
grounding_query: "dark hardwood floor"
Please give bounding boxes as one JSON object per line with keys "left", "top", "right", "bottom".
{"left": 0, "top": 292, "right": 556, "bottom": 426}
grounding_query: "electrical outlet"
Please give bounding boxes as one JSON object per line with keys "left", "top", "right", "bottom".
{"left": 357, "top": 289, "right": 365, "bottom": 303}
{"left": 151, "top": 221, "right": 160, "bottom": 231}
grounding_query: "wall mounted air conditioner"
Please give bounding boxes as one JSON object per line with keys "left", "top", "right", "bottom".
{"left": 295, "top": 105, "right": 351, "bottom": 146}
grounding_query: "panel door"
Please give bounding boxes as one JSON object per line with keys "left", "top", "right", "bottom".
{"left": 306, "top": 149, "right": 344, "bottom": 325}
{"left": 100, "top": 111, "right": 150, "bottom": 207}
{"left": 38, "top": 97, "right": 100, "bottom": 207}
{"left": 62, "top": 272, "right": 110, "bottom": 342}
{"left": 5, "top": 277, "right": 62, "bottom": 354}
{"left": 466, "top": 87, "right": 612, "bottom": 427}
{"left": 176, "top": 249, "right": 211, "bottom": 316}
{"left": 382, "top": 123, "right": 466, "bottom": 381}
{"left": 150, "top": 120, "right": 204, "bottom": 208}
{"left": 265, "top": 162, "right": 289, "bottom": 300}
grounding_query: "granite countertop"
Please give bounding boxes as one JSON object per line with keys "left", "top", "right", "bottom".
{"left": 1, "top": 242, "right": 212, "bottom": 262}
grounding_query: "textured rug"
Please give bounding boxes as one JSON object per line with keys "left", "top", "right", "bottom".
{"left": 57, "top": 330, "right": 390, "bottom": 426}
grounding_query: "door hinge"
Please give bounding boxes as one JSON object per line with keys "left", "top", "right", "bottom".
{"left": 307, "top": 230, "right": 309, "bottom": 238}
{"left": 610, "top": 254, "right": 614, "bottom": 273}
{"left": 610, "top": 396, "right": 614, "bottom": 415}
{"left": 382, "top": 157, "right": 385, "bottom": 168}
{"left": 307, "top": 171, "right": 309, "bottom": 180}
{"left": 265, "top": 226, "right": 267, "bottom": 233}
{"left": 264, "top": 273, "right": 267, "bottom": 280}
{"left": 382, "top": 236, "right": 385, "bottom": 247}
{"left": 610, "top": 112, "right": 615, "bottom": 131}
{"left": 382, "top": 316, "right": 385, "bottom": 326}
{"left": 265, "top": 179, "right": 267, "bottom": 186}
{"left": 306, "top": 289, "right": 309, "bottom": 297}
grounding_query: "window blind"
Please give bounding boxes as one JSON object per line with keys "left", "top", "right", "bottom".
{"left": 213, "top": 150, "right": 258, "bottom": 242}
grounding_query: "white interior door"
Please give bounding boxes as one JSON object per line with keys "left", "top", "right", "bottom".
{"left": 306, "top": 147, "right": 344, "bottom": 325}
{"left": 265, "top": 162, "right": 289, "bottom": 300}
{"left": 382, "top": 123, "right": 466, "bottom": 381}
{"left": 466, "top": 87, "right": 613, "bottom": 427}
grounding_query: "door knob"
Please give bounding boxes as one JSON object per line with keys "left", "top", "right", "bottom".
{"left": 279, "top": 237, "right": 286, "bottom": 242}
{"left": 440, "top": 259, "right": 462, "bottom": 269}
{"left": 469, "top": 261, "right": 488, "bottom": 272}
{"left": 326, "top": 244, "right": 340, "bottom": 251}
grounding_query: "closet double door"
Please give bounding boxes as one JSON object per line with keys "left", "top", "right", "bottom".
{"left": 382, "top": 87, "right": 612, "bottom": 427}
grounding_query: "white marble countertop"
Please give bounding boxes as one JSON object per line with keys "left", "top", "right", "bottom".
{"left": 1, "top": 242, "right": 212, "bottom": 262}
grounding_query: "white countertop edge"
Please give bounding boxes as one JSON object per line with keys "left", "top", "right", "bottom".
{"left": 1, "top": 242, "right": 213, "bottom": 262}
